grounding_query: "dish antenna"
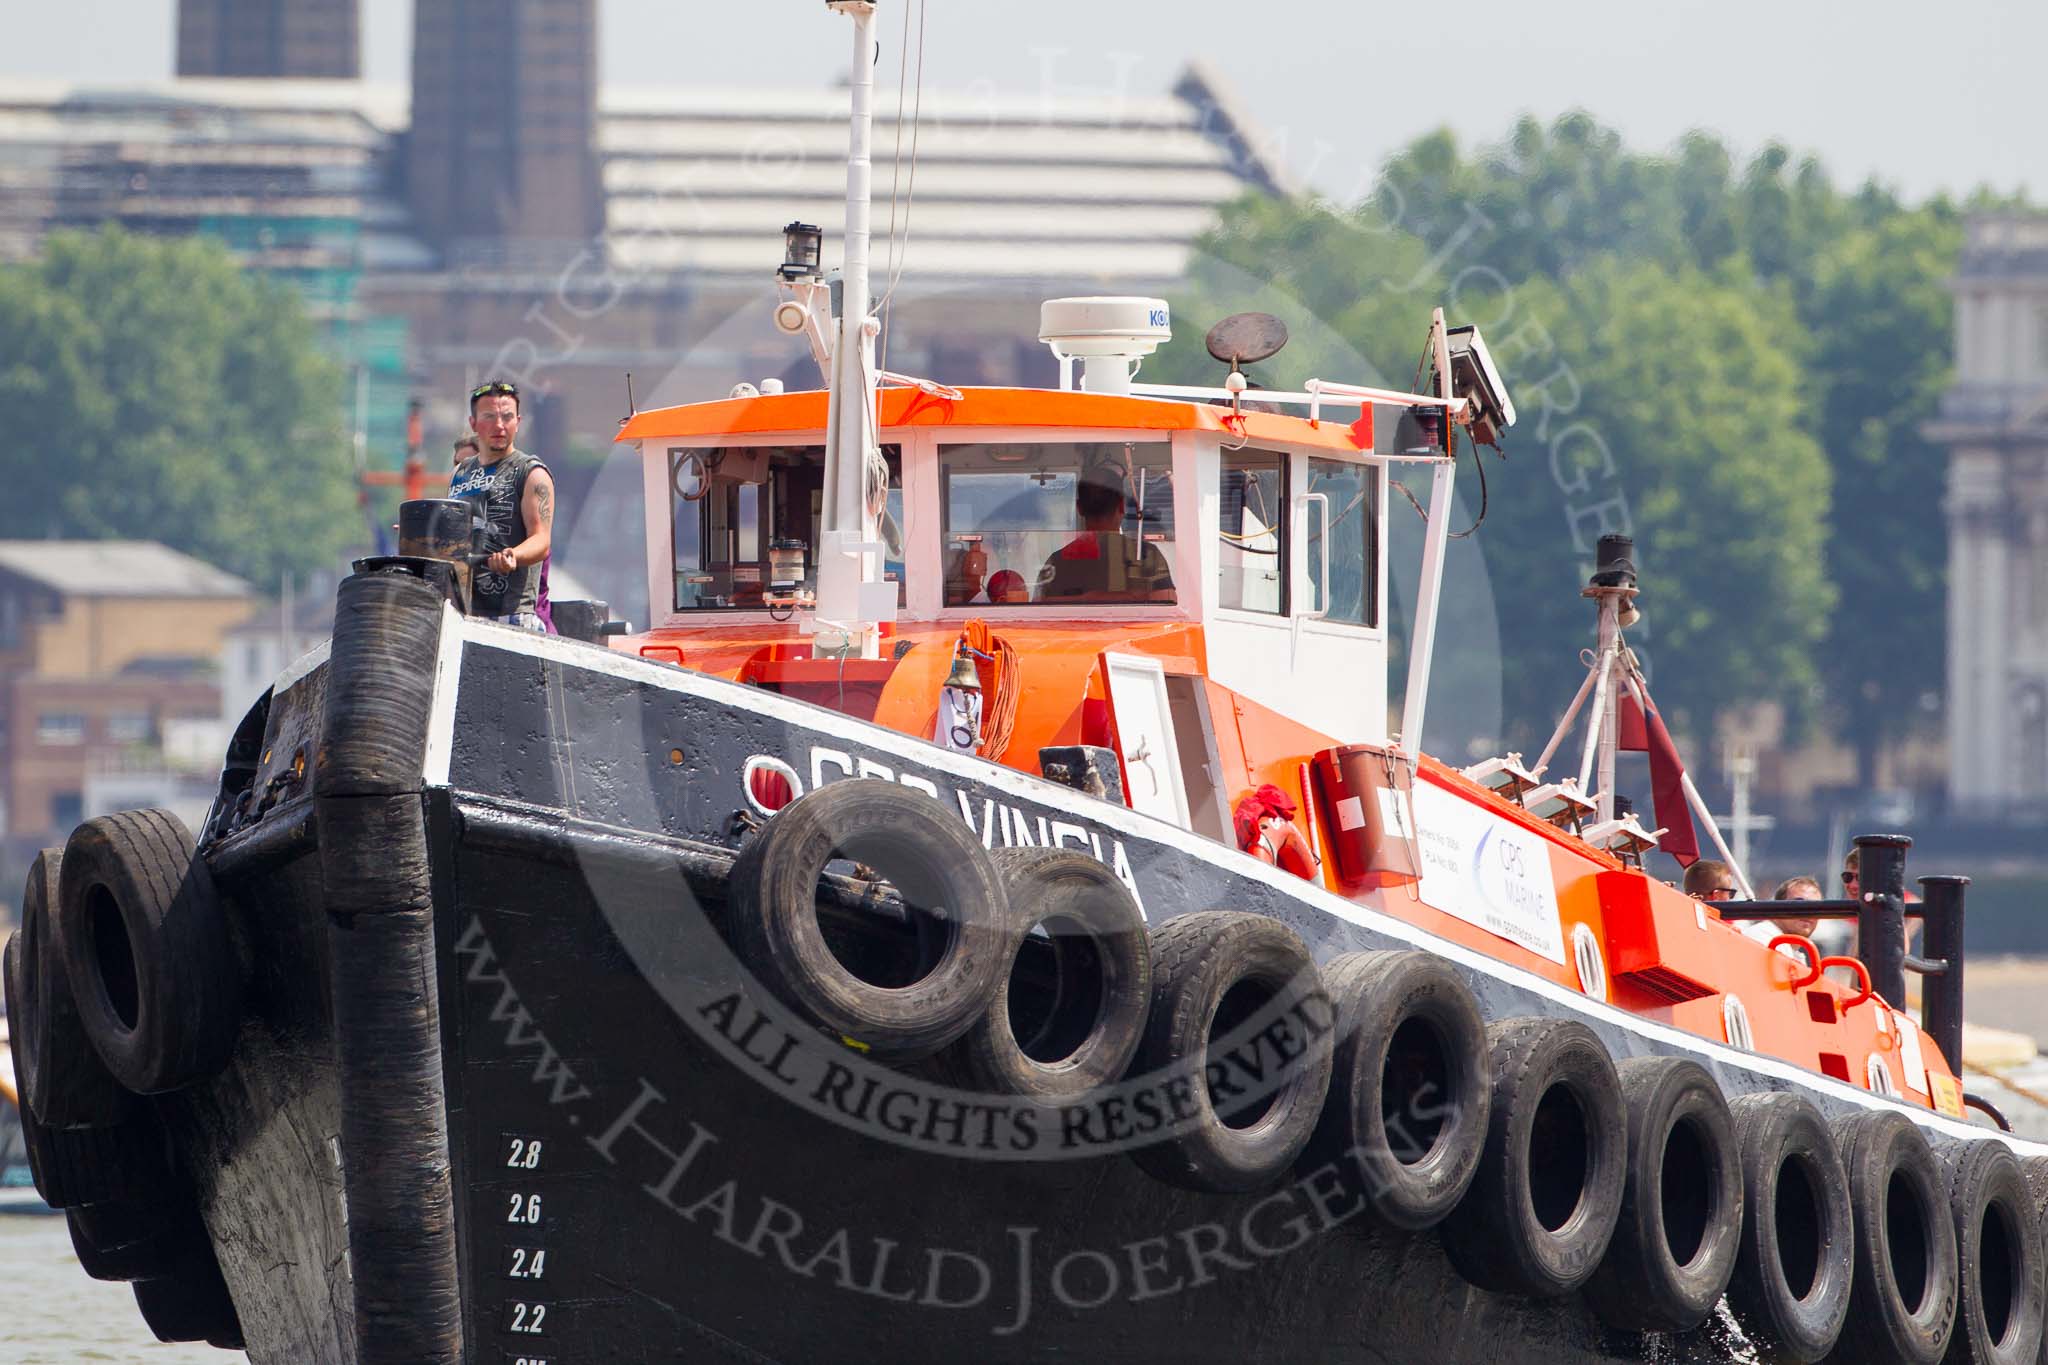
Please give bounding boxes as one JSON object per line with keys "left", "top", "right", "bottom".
{"left": 1205, "top": 312, "right": 1288, "bottom": 429}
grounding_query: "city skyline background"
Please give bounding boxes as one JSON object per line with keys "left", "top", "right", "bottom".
{"left": 7, "top": 0, "right": 2046, "bottom": 205}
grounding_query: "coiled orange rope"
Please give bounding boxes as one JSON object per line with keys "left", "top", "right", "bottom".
{"left": 959, "top": 618, "right": 1020, "bottom": 762}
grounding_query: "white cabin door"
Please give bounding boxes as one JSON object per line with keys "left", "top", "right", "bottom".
{"left": 1102, "top": 653, "right": 1193, "bottom": 830}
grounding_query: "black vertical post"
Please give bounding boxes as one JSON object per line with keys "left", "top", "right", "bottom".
{"left": 1919, "top": 874, "right": 1969, "bottom": 1073}
{"left": 1855, "top": 833, "right": 1911, "bottom": 1009}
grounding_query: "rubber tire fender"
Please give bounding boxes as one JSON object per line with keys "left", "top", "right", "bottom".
{"left": 1723, "top": 1092, "right": 1853, "bottom": 1363}
{"left": 1437, "top": 1017, "right": 1627, "bottom": 1298}
{"left": 2022, "top": 1157, "right": 2048, "bottom": 1365}
{"left": 933, "top": 847, "right": 1150, "bottom": 1103}
{"left": 1943, "top": 1138, "right": 2045, "bottom": 1365}
{"left": 14, "top": 848, "right": 130, "bottom": 1127}
{"left": 131, "top": 1243, "right": 244, "bottom": 1350}
{"left": 729, "top": 781, "right": 1010, "bottom": 1061}
{"left": 1581, "top": 1057, "right": 1742, "bottom": 1332}
{"left": 58, "top": 809, "right": 244, "bottom": 1094}
{"left": 1302, "top": 949, "right": 1489, "bottom": 1232}
{"left": 66, "top": 1195, "right": 210, "bottom": 1282}
{"left": 3, "top": 935, "right": 171, "bottom": 1208}
{"left": 1829, "top": 1108, "right": 1959, "bottom": 1365}
{"left": 1127, "top": 910, "right": 1335, "bottom": 1194}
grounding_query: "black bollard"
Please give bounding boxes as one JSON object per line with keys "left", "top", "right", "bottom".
{"left": 1918, "top": 874, "right": 1970, "bottom": 1073}
{"left": 1854, "top": 833, "right": 1911, "bottom": 1009}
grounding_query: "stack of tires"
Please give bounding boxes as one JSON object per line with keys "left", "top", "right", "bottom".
{"left": 732, "top": 783, "right": 2048, "bottom": 1362}
{"left": 3, "top": 811, "right": 245, "bottom": 1349}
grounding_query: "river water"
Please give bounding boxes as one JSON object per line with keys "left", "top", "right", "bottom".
{"left": 0, "top": 1212, "right": 244, "bottom": 1365}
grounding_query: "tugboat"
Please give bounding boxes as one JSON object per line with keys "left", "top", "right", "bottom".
{"left": 6, "top": 5, "right": 2046, "bottom": 1362}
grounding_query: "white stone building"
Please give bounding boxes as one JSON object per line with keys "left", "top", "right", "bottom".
{"left": 1935, "top": 213, "right": 2048, "bottom": 815}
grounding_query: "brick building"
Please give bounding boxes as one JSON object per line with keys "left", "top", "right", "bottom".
{"left": 177, "top": 0, "right": 361, "bottom": 80}
{"left": 0, "top": 543, "right": 253, "bottom": 840}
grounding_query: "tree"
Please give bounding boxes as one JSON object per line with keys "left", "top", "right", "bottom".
{"left": 1804, "top": 205, "right": 1962, "bottom": 783}
{"left": 1179, "top": 113, "right": 1984, "bottom": 778}
{"left": 1465, "top": 260, "right": 1836, "bottom": 738}
{"left": 1160, "top": 187, "right": 1835, "bottom": 747}
{"left": 0, "top": 228, "right": 358, "bottom": 586}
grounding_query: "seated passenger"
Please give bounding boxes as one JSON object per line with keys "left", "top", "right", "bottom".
{"left": 1768, "top": 875, "right": 1822, "bottom": 940}
{"left": 1037, "top": 465, "right": 1174, "bottom": 602}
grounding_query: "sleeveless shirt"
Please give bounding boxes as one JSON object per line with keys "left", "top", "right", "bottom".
{"left": 450, "top": 449, "right": 548, "bottom": 618}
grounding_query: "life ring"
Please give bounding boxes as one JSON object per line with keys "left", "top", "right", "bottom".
{"left": 1944, "top": 1139, "right": 2044, "bottom": 1364}
{"left": 727, "top": 781, "right": 1011, "bottom": 1061}
{"left": 1127, "top": 911, "right": 1333, "bottom": 1194}
{"left": 57, "top": 809, "right": 244, "bottom": 1096}
{"left": 1582, "top": 1058, "right": 1743, "bottom": 1332}
{"left": 1262, "top": 821, "right": 1321, "bottom": 881}
{"left": 932, "top": 847, "right": 1150, "bottom": 1104}
{"left": 1233, "top": 784, "right": 1319, "bottom": 882}
{"left": 1438, "top": 1017, "right": 1627, "bottom": 1298}
{"left": 2, "top": 935, "right": 172, "bottom": 1208}
{"left": 13, "top": 848, "right": 130, "bottom": 1127}
{"left": 1723, "top": 1092, "right": 1853, "bottom": 1360}
{"left": 130, "top": 1246, "right": 244, "bottom": 1349}
{"left": 1831, "top": 1109, "right": 1960, "bottom": 1364}
{"left": 1303, "top": 949, "right": 1489, "bottom": 1231}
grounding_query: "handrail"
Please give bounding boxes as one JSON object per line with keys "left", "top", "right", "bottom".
{"left": 1768, "top": 934, "right": 1822, "bottom": 987}
{"left": 1820, "top": 956, "right": 1874, "bottom": 1009}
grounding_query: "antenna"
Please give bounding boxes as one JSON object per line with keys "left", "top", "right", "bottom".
{"left": 624, "top": 371, "right": 636, "bottom": 418}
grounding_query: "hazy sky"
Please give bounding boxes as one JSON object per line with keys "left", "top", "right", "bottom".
{"left": 5, "top": 0, "right": 2043, "bottom": 204}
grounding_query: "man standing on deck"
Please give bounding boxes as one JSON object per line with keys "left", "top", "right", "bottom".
{"left": 452, "top": 380, "right": 555, "bottom": 631}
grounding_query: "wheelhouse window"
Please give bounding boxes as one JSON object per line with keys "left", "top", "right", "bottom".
{"left": 1219, "top": 448, "right": 1287, "bottom": 614}
{"left": 1307, "top": 457, "right": 1379, "bottom": 628}
{"left": 940, "top": 441, "right": 1175, "bottom": 607}
{"left": 670, "top": 444, "right": 903, "bottom": 611}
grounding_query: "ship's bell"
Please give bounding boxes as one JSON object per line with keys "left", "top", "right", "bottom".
{"left": 945, "top": 647, "right": 982, "bottom": 691}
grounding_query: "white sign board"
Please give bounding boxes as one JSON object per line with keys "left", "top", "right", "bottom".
{"left": 1411, "top": 782, "right": 1567, "bottom": 964}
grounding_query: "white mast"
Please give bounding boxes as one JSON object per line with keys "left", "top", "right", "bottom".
{"left": 1398, "top": 309, "right": 1458, "bottom": 754}
{"left": 816, "top": 0, "right": 892, "bottom": 658}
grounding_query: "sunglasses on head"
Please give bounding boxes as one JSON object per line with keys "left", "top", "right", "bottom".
{"left": 470, "top": 381, "right": 519, "bottom": 401}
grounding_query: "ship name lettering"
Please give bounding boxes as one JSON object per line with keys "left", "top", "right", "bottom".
{"left": 783, "top": 746, "right": 1145, "bottom": 912}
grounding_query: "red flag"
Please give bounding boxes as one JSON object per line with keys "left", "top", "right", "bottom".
{"left": 1617, "top": 691, "right": 1701, "bottom": 867}
{"left": 1347, "top": 407, "right": 1373, "bottom": 449}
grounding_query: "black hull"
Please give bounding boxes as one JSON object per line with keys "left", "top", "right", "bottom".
{"left": 161, "top": 567, "right": 2034, "bottom": 1363}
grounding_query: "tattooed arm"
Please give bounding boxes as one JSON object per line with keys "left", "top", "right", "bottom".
{"left": 488, "top": 465, "right": 557, "bottom": 574}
